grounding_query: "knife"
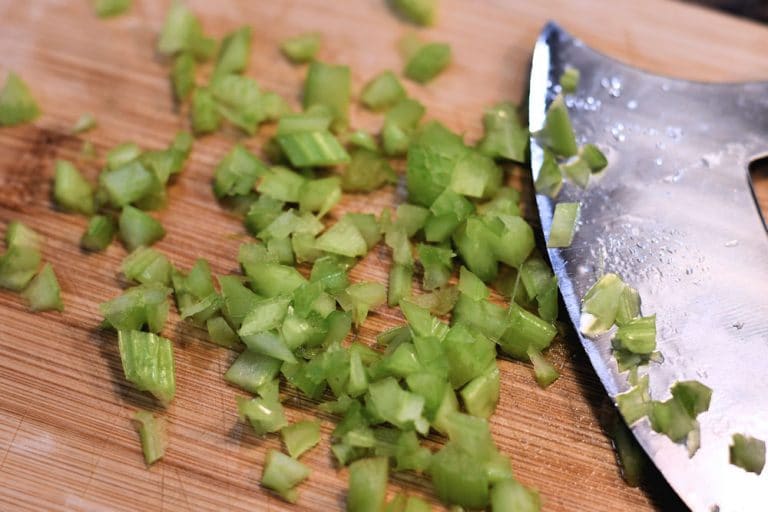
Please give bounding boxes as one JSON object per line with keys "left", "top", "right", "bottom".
{"left": 528, "top": 22, "right": 768, "bottom": 512}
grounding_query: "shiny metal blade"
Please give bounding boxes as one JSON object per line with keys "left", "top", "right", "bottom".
{"left": 529, "top": 22, "right": 768, "bottom": 512}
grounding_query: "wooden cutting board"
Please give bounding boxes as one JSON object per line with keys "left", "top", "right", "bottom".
{"left": 1, "top": 1, "right": 766, "bottom": 510}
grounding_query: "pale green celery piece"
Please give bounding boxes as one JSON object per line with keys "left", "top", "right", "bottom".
{"left": 347, "top": 349, "right": 369, "bottom": 397}
{"left": 0, "top": 245, "right": 41, "bottom": 291}
{"left": 404, "top": 42, "right": 451, "bottom": 84}
{"left": 341, "top": 149, "right": 397, "bottom": 192}
{"left": 157, "top": 0, "right": 216, "bottom": 60}
{"left": 385, "top": 226, "right": 413, "bottom": 266}
{"left": 106, "top": 142, "right": 141, "bottom": 170}
{"left": 581, "top": 143, "right": 608, "bottom": 172}
{"left": 191, "top": 87, "right": 220, "bottom": 134}
{"left": 237, "top": 395, "right": 288, "bottom": 435}
{"left": 22, "top": 263, "right": 63, "bottom": 312}
{"left": 118, "top": 329, "right": 176, "bottom": 404}
{"left": 361, "top": 70, "right": 406, "bottom": 111}
{"left": 280, "top": 32, "right": 321, "bottom": 64}
{"left": 95, "top": 0, "right": 131, "bottom": 18}
{"left": 580, "top": 273, "right": 626, "bottom": 336}
{"left": 730, "top": 434, "right": 766, "bottom": 475}
{"left": 460, "top": 364, "right": 500, "bottom": 419}
{"left": 210, "top": 74, "right": 263, "bottom": 134}
{"left": 490, "top": 479, "right": 542, "bottom": 512}
{"left": 534, "top": 149, "right": 563, "bottom": 198}
{"left": 262, "top": 91, "right": 293, "bottom": 122}
{"left": 118, "top": 206, "right": 165, "bottom": 251}
{"left": 561, "top": 157, "right": 590, "bottom": 187}
{"left": 478, "top": 102, "right": 528, "bottom": 162}
{"left": 242, "top": 331, "right": 296, "bottom": 363}
{"left": 609, "top": 417, "right": 645, "bottom": 487}
{"left": 616, "top": 374, "right": 650, "bottom": 425}
{"left": 559, "top": 65, "right": 580, "bottom": 93}
{"left": 213, "top": 26, "right": 252, "bottom": 78}
{"left": 6, "top": 220, "right": 41, "bottom": 250}
{"left": 347, "top": 457, "right": 389, "bottom": 512}
{"left": 457, "top": 266, "right": 489, "bottom": 301}
{"left": 72, "top": 113, "right": 97, "bottom": 134}
{"left": 670, "top": 380, "right": 712, "bottom": 419}
{"left": 0, "top": 72, "right": 39, "bottom": 126}
{"left": 281, "top": 420, "right": 321, "bottom": 459}
{"left": 122, "top": 247, "right": 172, "bottom": 285}
{"left": 393, "top": 0, "right": 438, "bottom": 25}
{"left": 449, "top": 149, "right": 502, "bottom": 199}
{"left": 299, "top": 177, "right": 341, "bottom": 218}
{"left": 303, "top": 61, "right": 350, "bottom": 132}
{"left": 346, "top": 130, "right": 379, "bottom": 152}
{"left": 213, "top": 144, "right": 267, "bottom": 198}
{"left": 315, "top": 219, "right": 368, "bottom": 258}
{"left": 171, "top": 52, "right": 195, "bottom": 101}
{"left": 410, "top": 286, "right": 458, "bottom": 316}
{"left": 238, "top": 296, "right": 291, "bottom": 336}
{"left": 131, "top": 410, "right": 166, "bottom": 466}
{"left": 526, "top": 348, "right": 559, "bottom": 388}
{"left": 614, "top": 315, "right": 656, "bottom": 354}
{"left": 261, "top": 449, "right": 311, "bottom": 503}
{"left": 547, "top": 202, "right": 580, "bottom": 248}
{"left": 615, "top": 284, "right": 641, "bottom": 326}
{"left": 367, "top": 377, "right": 429, "bottom": 434}
{"left": 343, "top": 282, "right": 387, "bottom": 327}
{"left": 100, "top": 283, "right": 170, "bottom": 333}
{"left": 277, "top": 130, "right": 350, "bottom": 168}
{"left": 205, "top": 316, "right": 241, "bottom": 349}
{"left": 487, "top": 214, "right": 535, "bottom": 268}
{"left": 649, "top": 397, "right": 698, "bottom": 443}
{"left": 81, "top": 215, "right": 116, "bottom": 251}
{"left": 382, "top": 98, "right": 426, "bottom": 156}
{"left": 225, "top": 351, "right": 282, "bottom": 393}
{"left": 537, "top": 94, "right": 577, "bottom": 157}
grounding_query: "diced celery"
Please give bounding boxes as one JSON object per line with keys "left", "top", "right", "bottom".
{"left": 281, "top": 33, "right": 321, "bottom": 64}
{"left": 341, "top": 149, "right": 397, "bottom": 192}
{"left": 670, "top": 380, "right": 712, "bottom": 418}
{"left": 117, "top": 330, "right": 176, "bottom": 404}
{"left": 478, "top": 102, "right": 528, "bottom": 162}
{"left": 443, "top": 323, "right": 496, "bottom": 389}
{"left": 131, "top": 410, "right": 166, "bottom": 466}
{"left": 490, "top": 479, "right": 541, "bottom": 512}
{"left": 237, "top": 395, "right": 288, "bottom": 435}
{"left": 122, "top": 247, "right": 172, "bottom": 286}
{"left": 299, "top": 176, "right": 341, "bottom": 217}
{"left": 303, "top": 61, "right": 350, "bottom": 132}
{"left": 22, "top": 263, "right": 63, "bottom": 312}
{"left": 580, "top": 273, "right": 626, "bottom": 336}
{"left": 418, "top": 244, "right": 453, "bottom": 291}
{"left": 213, "top": 26, "right": 252, "bottom": 78}
{"left": 404, "top": 42, "right": 451, "bottom": 84}
{"left": 218, "top": 275, "right": 260, "bottom": 329}
{"left": 244, "top": 262, "right": 306, "bottom": 297}
{"left": 487, "top": 215, "right": 535, "bottom": 268}
{"left": 210, "top": 74, "right": 263, "bottom": 134}
{"left": 5, "top": 220, "right": 41, "bottom": 250}
{"left": 315, "top": 218, "right": 369, "bottom": 258}
{"left": 614, "top": 315, "right": 656, "bottom": 354}
{"left": 406, "top": 121, "right": 467, "bottom": 206}
{"left": 430, "top": 442, "right": 490, "bottom": 509}
{"left": 262, "top": 449, "right": 311, "bottom": 503}
{"left": 388, "top": 263, "right": 413, "bottom": 307}
{"left": 0, "top": 72, "right": 39, "bottom": 126}
{"left": 649, "top": 397, "right": 697, "bottom": 443}
{"left": 730, "top": 434, "right": 766, "bottom": 475}
{"left": 534, "top": 149, "right": 563, "bottom": 198}
{"left": 616, "top": 375, "right": 651, "bottom": 425}
{"left": 382, "top": 98, "right": 425, "bottom": 156}
{"left": 561, "top": 157, "right": 590, "bottom": 188}
{"left": 343, "top": 282, "right": 387, "bottom": 327}
{"left": 460, "top": 364, "right": 500, "bottom": 419}
{"left": 277, "top": 130, "right": 350, "bottom": 167}
{"left": 157, "top": 1, "right": 216, "bottom": 60}
{"left": 615, "top": 284, "right": 641, "bottom": 326}
{"left": 609, "top": 418, "right": 645, "bottom": 487}
{"left": 367, "top": 378, "right": 428, "bottom": 433}
{"left": 54, "top": 160, "right": 94, "bottom": 215}
{"left": 498, "top": 305, "right": 557, "bottom": 360}
{"left": 225, "top": 350, "right": 282, "bottom": 393}
{"left": 171, "top": 52, "right": 195, "bottom": 101}
{"left": 452, "top": 216, "right": 498, "bottom": 282}
{"left": 191, "top": 87, "right": 220, "bottom": 134}
{"left": 118, "top": 206, "right": 165, "bottom": 250}
{"left": 547, "top": 202, "right": 580, "bottom": 248}
{"left": 537, "top": 95, "right": 577, "bottom": 157}
{"left": 100, "top": 284, "right": 171, "bottom": 333}
{"left": 213, "top": 144, "right": 267, "bottom": 198}
{"left": 361, "top": 71, "right": 406, "bottom": 111}
{"left": 100, "top": 160, "right": 155, "bottom": 207}
{"left": 346, "top": 130, "right": 379, "bottom": 152}
{"left": 400, "top": 299, "right": 449, "bottom": 340}
{"left": 205, "top": 316, "right": 240, "bottom": 348}
{"left": 581, "top": 143, "right": 608, "bottom": 172}
{"left": 449, "top": 150, "right": 502, "bottom": 199}
{"left": 526, "top": 348, "right": 559, "bottom": 388}
{"left": 94, "top": 0, "right": 131, "bottom": 18}
{"left": 559, "top": 66, "right": 580, "bottom": 93}
{"left": 393, "top": 0, "right": 437, "bottom": 25}
{"left": 347, "top": 457, "right": 389, "bottom": 512}
{"left": 0, "top": 244, "right": 41, "bottom": 291}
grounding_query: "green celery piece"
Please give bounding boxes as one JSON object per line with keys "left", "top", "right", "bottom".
{"left": 257, "top": 166, "right": 306, "bottom": 202}
{"left": 191, "top": 87, "right": 220, "bottom": 134}
{"left": 347, "top": 349, "right": 369, "bottom": 397}
{"left": 280, "top": 309, "right": 329, "bottom": 349}
{"left": 131, "top": 410, "right": 166, "bottom": 466}
{"left": 385, "top": 225, "right": 413, "bottom": 267}
{"left": 581, "top": 143, "right": 608, "bottom": 172}
{"left": 406, "top": 121, "right": 467, "bottom": 206}
{"left": 277, "top": 110, "right": 332, "bottom": 134}
{"left": 205, "top": 316, "right": 241, "bottom": 348}
{"left": 730, "top": 434, "right": 766, "bottom": 475}
{"left": 21, "top": 263, "right": 63, "bottom": 312}
{"left": 526, "top": 348, "right": 560, "bottom": 388}
{"left": 536, "top": 275, "right": 559, "bottom": 324}
{"left": 361, "top": 71, "right": 406, "bottom": 111}
{"left": 282, "top": 420, "right": 321, "bottom": 459}
{"left": 670, "top": 380, "right": 712, "bottom": 418}
{"left": 404, "top": 42, "right": 451, "bottom": 84}
{"left": 81, "top": 215, "right": 116, "bottom": 251}
{"left": 430, "top": 442, "right": 490, "bottom": 509}
{"left": 100, "top": 160, "right": 155, "bottom": 207}
{"left": 457, "top": 266, "right": 489, "bottom": 301}
{"left": 237, "top": 396, "right": 288, "bottom": 435}
{"left": 388, "top": 263, "right": 413, "bottom": 307}
{"left": 299, "top": 176, "right": 341, "bottom": 218}
{"left": 649, "top": 397, "right": 698, "bottom": 443}
{"left": 0, "top": 72, "right": 39, "bottom": 126}
{"left": 452, "top": 293, "right": 508, "bottom": 342}
{"left": 538, "top": 94, "right": 577, "bottom": 157}
{"left": 395, "top": 204, "right": 429, "bottom": 237}
{"left": 341, "top": 149, "right": 397, "bottom": 192}
{"left": 378, "top": 342, "right": 422, "bottom": 379}
{"left": 303, "top": 61, "right": 350, "bottom": 132}
{"left": 262, "top": 91, "right": 293, "bottom": 122}
{"left": 444, "top": 323, "right": 496, "bottom": 389}
{"left": 218, "top": 275, "right": 260, "bottom": 329}
{"left": 478, "top": 102, "right": 528, "bottom": 162}
{"left": 118, "top": 330, "right": 175, "bottom": 404}
{"left": 101, "top": 285, "right": 169, "bottom": 334}
{"left": 487, "top": 214, "right": 535, "bottom": 268}
{"left": 157, "top": 0, "right": 216, "bottom": 60}
{"left": 580, "top": 272, "right": 627, "bottom": 336}
{"left": 561, "top": 157, "right": 590, "bottom": 188}
{"left": 345, "top": 213, "right": 381, "bottom": 250}
{"left": 291, "top": 233, "right": 323, "bottom": 264}
{"left": 452, "top": 216, "right": 498, "bottom": 282}
{"left": 119, "top": 206, "right": 165, "bottom": 251}
{"left": 346, "top": 130, "right": 379, "bottom": 152}
{"left": 343, "top": 282, "right": 387, "bottom": 327}
{"left": 460, "top": 364, "right": 500, "bottom": 419}
{"left": 449, "top": 149, "right": 502, "bottom": 199}
{"left": 614, "top": 315, "right": 656, "bottom": 354}
{"left": 0, "top": 245, "right": 42, "bottom": 291}
{"left": 411, "top": 286, "right": 456, "bottom": 316}
{"left": 534, "top": 149, "right": 563, "bottom": 198}
{"left": 498, "top": 305, "right": 557, "bottom": 360}
{"left": 519, "top": 256, "right": 553, "bottom": 301}
{"left": 213, "top": 26, "right": 252, "bottom": 78}
{"left": 244, "top": 195, "right": 285, "bottom": 235}
{"left": 210, "top": 74, "right": 263, "bottom": 134}
{"left": 310, "top": 255, "right": 351, "bottom": 293}
{"left": 443, "top": 412, "right": 496, "bottom": 457}
{"left": 72, "top": 113, "right": 96, "bottom": 134}
{"left": 122, "top": 247, "right": 172, "bottom": 285}
{"left": 559, "top": 65, "right": 580, "bottom": 93}
{"left": 280, "top": 32, "right": 321, "bottom": 64}
{"left": 490, "top": 479, "right": 541, "bottom": 512}
{"left": 418, "top": 243, "right": 453, "bottom": 290}
{"left": 261, "top": 449, "right": 311, "bottom": 503}
{"left": 213, "top": 144, "right": 267, "bottom": 198}
{"left": 238, "top": 296, "right": 291, "bottom": 336}
{"left": 392, "top": 0, "right": 437, "bottom": 25}
{"left": 173, "top": 258, "right": 216, "bottom": 302}
{"left": 94, "top": 0, "right": 131, "bottom": 18}
{"left": 179, "top": 293, "right": 220, "bottom": 324}
{"left": 400, "top": 299, "right": 449, "bottom": 340}
{"left": 367, "top": 377, "right": 429, "bottom": 433}
{"left": 259, "top": 210, "right": 323, "bottom": 241}
{"left": 615, "top": 284, "right": 641, "bottom": 326}
{"left": 431, "top": 386, "right": 459, "bottom": 435}
{"left": 315, "top": 218, "right": 368, "bottom": 258}
{"left": 382, "top": 98, "right": 425, "bottom": 156}
{"left": 405, "top": 372, "right": 446, "bottom": 420}
{"left": 225, "top": 350, "right": 282, "bottom": 393}
{"left": 106, "top": 142, "right": 141, "bottom": 170}
{"left": 277, "top": 130, "right": 350, "bottom": 168}
{"left": 394, "top": 431, "right": 432, "bottom": 473}
{"left": 547, "top": 201, "right": 580, "bottom": 248}
{"left": 609, "top": 418, "right": 645, "bottom": 487}
{"left": 244, "top": 262, "right": 306, "bottom": 297}
{"left": 171, "top": 52, "right": 195, "bottom": 101}
{"left": 6, "top": 220, "right": 41, "bottom": 250}
{"left": 486, "top": 451, "right": 514, "bottom": 484}
{"left": 347, "top": 457, "right": 389, "bottom": 512}
{"left": 616, "top": 375, "right": 651, "bottom": 425}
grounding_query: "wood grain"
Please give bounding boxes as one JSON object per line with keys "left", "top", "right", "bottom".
{"left": 0, "top": 0, "right": 766, "bottom": 511}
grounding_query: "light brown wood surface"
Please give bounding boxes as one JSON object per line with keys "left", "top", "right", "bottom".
{"left": 0, "top": 1, "right": 766, "bottom": 511}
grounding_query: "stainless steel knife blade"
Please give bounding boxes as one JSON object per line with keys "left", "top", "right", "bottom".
{"left": 528, "top": 22, "right": 768, "bottom": 512}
